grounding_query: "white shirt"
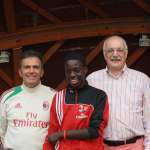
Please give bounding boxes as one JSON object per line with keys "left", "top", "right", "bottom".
{"left": 0, "top": 83, "right": 56, "bottom": 150}
{"left": 87, "top": 65, "right": 150, "bottom": 149}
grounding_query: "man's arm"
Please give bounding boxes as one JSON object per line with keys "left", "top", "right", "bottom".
{"left": 48, "top": 128, "right": 90, "bottom": 144}
{"left": 48, "top": 91, "right": 109, "bottom": 143}
{"left": 143, "top": 77, "right": 150, "bottom": 150}
{"left": 0, "top": 94, "right": 8, "bottom": 148}
{"left": 43, "top": 94, "right": 60, "bottom": 150}
{"left": 89, "top": 92, "right": 109, "bottom": 138}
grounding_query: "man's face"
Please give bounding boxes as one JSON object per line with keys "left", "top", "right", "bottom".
{"left": 19, "top": 56, "right": 44, "bottom": 88}
{"left": 65, "top": 60, "right": 87, "bottom": 89}
{"left": 103, "top": 37, "right": 128, "bottom": 71}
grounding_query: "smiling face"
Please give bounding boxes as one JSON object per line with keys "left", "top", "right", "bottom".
{"left": 65, "top": 59, "right": 87, "bottom": 89}
{"left": 19, "top": 56, "right": 44, "bottom": 88}
{"left": 103, "top": 36, "right": 128, "bottom": 72}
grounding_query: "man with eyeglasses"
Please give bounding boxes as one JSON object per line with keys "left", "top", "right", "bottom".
{"left": 87, "top": 35, "right": 150, "bottom": 150}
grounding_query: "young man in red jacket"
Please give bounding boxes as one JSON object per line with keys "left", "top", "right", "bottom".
{"left": 43, "top": 51, "right": 109, "bottom": 150}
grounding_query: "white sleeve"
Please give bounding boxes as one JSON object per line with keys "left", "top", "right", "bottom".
{"left": 0, "top": 96, "right": 8, "bottom": 145}
{"left": 143, "top": 77, "right": 150, "bottom": 150}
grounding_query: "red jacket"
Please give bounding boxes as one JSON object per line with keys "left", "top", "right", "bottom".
{"left": 43, "top": 87, "right": 109, "bottom": 150}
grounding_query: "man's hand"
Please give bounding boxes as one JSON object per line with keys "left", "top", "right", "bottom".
{"left": 48, "top": 132, "right": 63, "bottom": 144}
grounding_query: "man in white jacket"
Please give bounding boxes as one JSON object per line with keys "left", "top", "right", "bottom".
{"left": 0, "top": 50, "right": 55, "bottom": 150}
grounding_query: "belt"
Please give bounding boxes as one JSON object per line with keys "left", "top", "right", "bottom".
{"left": 104, "top": 136, "right": 143, "bottom": 146}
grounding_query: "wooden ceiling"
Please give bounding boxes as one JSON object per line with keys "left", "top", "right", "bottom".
{"left": 0, "top": 0, "right": 150, "bottom": 93}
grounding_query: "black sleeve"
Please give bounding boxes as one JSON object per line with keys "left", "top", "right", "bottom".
{"left": 88, "top": 91, "right": 108, "bottom": 138}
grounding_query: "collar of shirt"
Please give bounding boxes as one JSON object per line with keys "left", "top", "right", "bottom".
{"left": 105, "top": 64, "right": 128, "bottom": 79}
{"left": 22, "top": 82, "right": 42, "bottom": 93}
{"left": 67, "top": 80, "right": 89, "bottom": 91}
{"left": 66, "top": 81, "right": 89, "bottom": 104}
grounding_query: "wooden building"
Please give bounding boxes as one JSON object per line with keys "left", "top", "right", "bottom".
{"left": 0, "top": 0, "right": 150, "bottom": 93}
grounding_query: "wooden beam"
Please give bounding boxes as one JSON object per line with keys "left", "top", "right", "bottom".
{"left": 127, "top": 47, "right": 147, "bottom": 66}
{"left": 56, "top": 41, "right": 103, "bottom": 90}
{"left": 3, "top": 0, "right": 16, "bottom": 32}
{"left": 43, "top": 41, "right": 64, "bottom": 64}
{"left": 0, "top": 68, "right": 13, "bottom": 86}
{"left": 79, "top": 0, "right": 109, "bottom": 18}
{"left": 21, "top": 0, "right": 65, "bottom": 66}
{"left": 12, "top": 47, "right": 22, "bottom": 85}
{"left": 133, "top": 0, "right": 150, "bottom": 14}
{"left": 15, "top": 17, "right": 148, "bottom": 34}
{"left": 0, "top": 17, "right": 150, "bottom": 49}
{"left": 86, "top": 41, "right": 104, "bottom": 64}
{"left": 21, "top": 0, "right": 62, "bottom": 23}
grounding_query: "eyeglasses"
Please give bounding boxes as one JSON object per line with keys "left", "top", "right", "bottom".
{"left": 104, "top": 48, "right": 127, "bottom": 54}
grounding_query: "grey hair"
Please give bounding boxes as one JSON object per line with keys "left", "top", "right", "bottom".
{"left": 103, "top": 35, "right": 128, "bottom": 51}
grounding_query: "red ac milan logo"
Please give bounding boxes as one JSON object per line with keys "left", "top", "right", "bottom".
{"left": 15, "top": 103, "right": 22, "bottom": 109}
{"left": 43, "top": 101, "right": 49, "bottom": 111}
{"left": 78, "top": 104, "right": 88, "bottom": 113}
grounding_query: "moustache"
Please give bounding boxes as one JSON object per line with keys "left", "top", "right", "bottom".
{"left": 110, "top": 56, "right": 121, "bottom": 61}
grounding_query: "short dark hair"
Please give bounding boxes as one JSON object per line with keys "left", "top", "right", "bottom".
{"left": 20, "top": 50, "right": 43, "bottom": 64}
{"left": 64, "top": 51, "right": 86, "bottom": 65}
